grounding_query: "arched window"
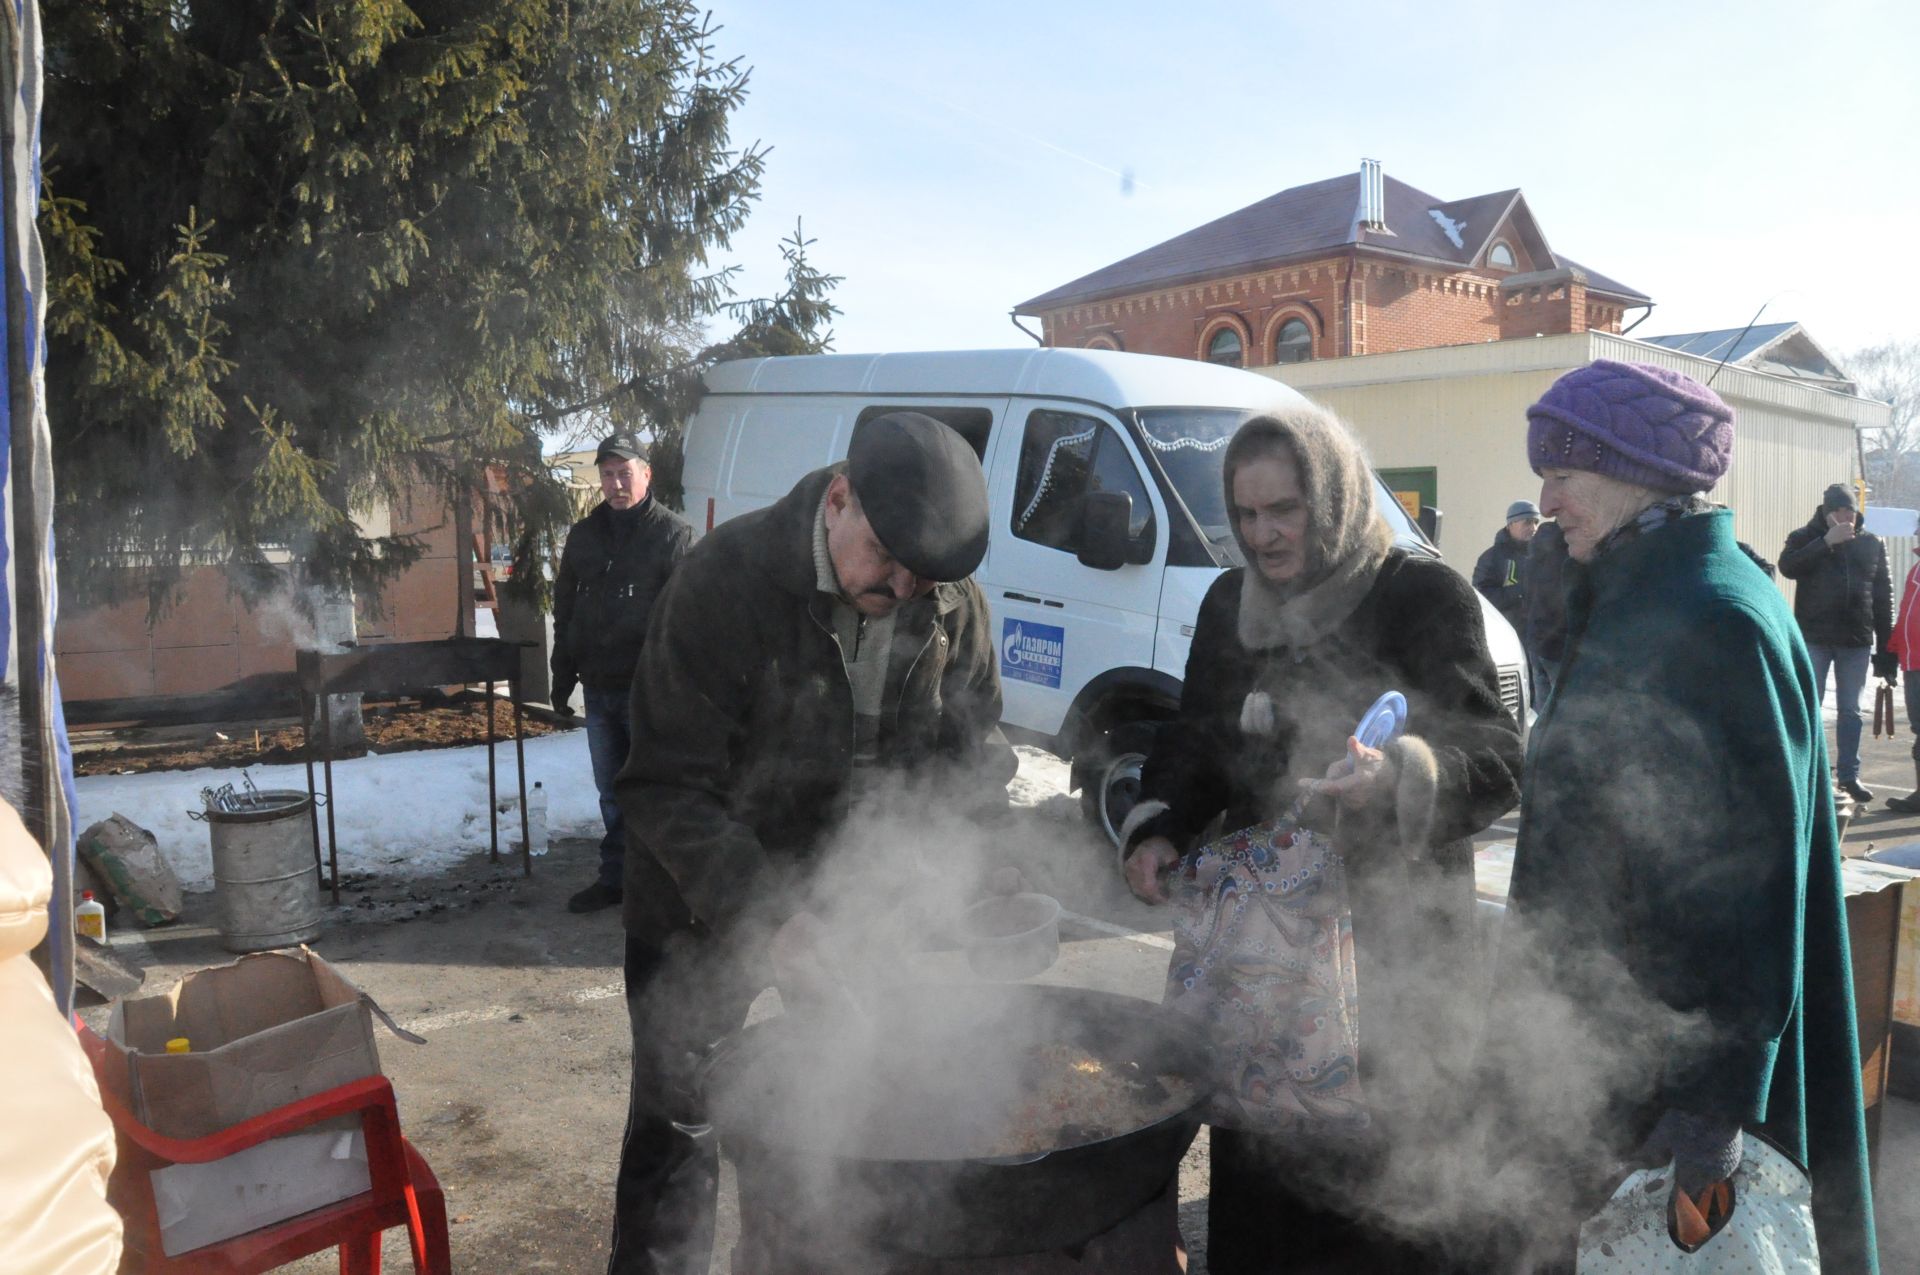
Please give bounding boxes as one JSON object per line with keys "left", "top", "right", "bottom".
{"left": 1273, "top": 317, "right": 1314, "bottom": 364}
{"left": 1205, "top": 327, "right": 1243, "bottom": 367}
{"left": 1488, "top": 241, "right": 1517, "bottom": 270}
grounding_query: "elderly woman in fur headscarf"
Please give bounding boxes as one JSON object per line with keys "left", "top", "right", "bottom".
{"left": 1121, "top": 404, "right": 1523, "bottom": 1272}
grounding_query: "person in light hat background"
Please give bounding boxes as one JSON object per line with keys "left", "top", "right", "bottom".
{"left": 604, "top": 411, "right": 1015, "bottom": 1274}
{"left": 1778, "top": 480, "right": 1893, "bottom": 805}
{"left": 551, "top": 431, "right": 694, "bottom": 915}
{"left": 1475, "top": 360, "right": 1876, "bottom": 1270}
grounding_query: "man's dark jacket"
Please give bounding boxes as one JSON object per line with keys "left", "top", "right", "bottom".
{"left": 613, "top": 465, "right": 1015, "bottom": 943}
{"left": 1777, "top": 509, "right": 1891, "bottom": 650}
{"left": 1471, "top": 526, "right": 1530, "bottom": 631}
{"left": 1523, "top": 520, "right": 1569, "bottom": 665}
{"left": 550, "top": 496, "right": 692, "bottom": 694}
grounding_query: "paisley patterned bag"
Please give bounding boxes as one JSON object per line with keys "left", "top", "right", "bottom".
{"left": 1162, "top": 807, "right": 1368, "bottom": 1137}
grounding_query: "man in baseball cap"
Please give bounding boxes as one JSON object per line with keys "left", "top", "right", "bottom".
{"left": 1779, "top": 479, "right": 1893, "bottom": 804}
{"left": 552, "top": 430, "right": 691, "bottom": 915}
{"left": 601, "top": 411, "right": 1011, "bottom": 1274}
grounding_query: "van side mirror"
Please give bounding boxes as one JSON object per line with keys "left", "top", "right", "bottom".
{"left": 1078, "top": 491, "right": 1134, "bottom": 571}
{"left": 1418, "top": 504, "right": 1442, "bottom": 546}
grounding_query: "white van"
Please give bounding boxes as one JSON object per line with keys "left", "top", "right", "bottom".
{"left": 681, "top": 348, "right": 1529, "bottom": 844}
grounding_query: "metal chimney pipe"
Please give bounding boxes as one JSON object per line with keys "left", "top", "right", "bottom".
{"left": 1360, "top": 157, "right": 1384, "bottom": 230}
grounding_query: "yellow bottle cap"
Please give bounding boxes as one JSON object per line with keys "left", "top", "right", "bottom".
{"left": 165, "top": 1037, "right": 191, "bottom": 1054}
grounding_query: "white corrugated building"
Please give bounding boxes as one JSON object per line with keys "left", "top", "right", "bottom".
{"left": 1256, "top": 330, "right": 1895, "bottom": 598}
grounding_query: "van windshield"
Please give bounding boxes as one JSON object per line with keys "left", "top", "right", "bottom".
{"left": 1130, "top": 407, "right": 1431, "bottom": 558}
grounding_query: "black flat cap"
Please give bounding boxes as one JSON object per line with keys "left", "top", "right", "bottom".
{"left": 847, "top": 412, "right": 989, "bottom": 582}
{"left": 596, "top": 432, "right": 648, "bottom": 463}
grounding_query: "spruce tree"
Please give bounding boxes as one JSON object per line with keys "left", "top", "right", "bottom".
{"left": 42, "top": 0, "right": 778, "bottom": 618}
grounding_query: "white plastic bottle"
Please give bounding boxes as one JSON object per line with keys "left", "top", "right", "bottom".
{"left": 526, "top": 781, "right": 549, "bottom": 857}
{"left": 75, "top": 889, "right": 107, "bottom": 943}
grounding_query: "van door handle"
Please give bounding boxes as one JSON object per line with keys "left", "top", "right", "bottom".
{"left": 1003, "top": 591, "right": 1044, "bottom": 604}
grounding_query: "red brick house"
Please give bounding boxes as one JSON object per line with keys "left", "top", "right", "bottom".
{"left": 1015, "top": 159, "right": 1651, "bottom": 366}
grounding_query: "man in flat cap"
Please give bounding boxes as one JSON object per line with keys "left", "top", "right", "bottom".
{"left": 604, "top": 411, "right": 1014, "bottom": 1274}
{"left": 551, "top": 432, "right": 693, "bottom": 914}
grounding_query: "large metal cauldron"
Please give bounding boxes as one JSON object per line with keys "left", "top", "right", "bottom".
{"left": 703, "top": 983, "right": 1207, "bottom": 1260}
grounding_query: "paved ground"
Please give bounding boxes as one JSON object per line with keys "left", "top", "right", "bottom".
{"left": 78, "top": 721, "right": 1920, "bottom": 1272}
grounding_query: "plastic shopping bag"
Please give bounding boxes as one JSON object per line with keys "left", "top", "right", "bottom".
{"left": 1576, "top": 1131, "right": 1819, "bottom": 1273}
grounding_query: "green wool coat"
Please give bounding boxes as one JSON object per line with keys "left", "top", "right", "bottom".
{"left": 1500, "top": 509, "right": 1876, "bottom": 1272}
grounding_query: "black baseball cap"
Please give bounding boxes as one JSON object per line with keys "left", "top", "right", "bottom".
{"left": 596, "top": 432, "right": 648, "bottom": 464}
{"left": 846, "top": 412, "right": 989, "bottom": 582}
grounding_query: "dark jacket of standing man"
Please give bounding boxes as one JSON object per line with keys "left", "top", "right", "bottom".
{"left": 1778, "top": 482, "right": 1892, "bottom": 803}
{"left": 1473, "top": 499, "right": 1543, "bottom": 632}
{"left": 551, "top": 433, "right": 692, "bottom": 914}
{"left": 604, "top": 412, "right": 1015, "bottom": 1275}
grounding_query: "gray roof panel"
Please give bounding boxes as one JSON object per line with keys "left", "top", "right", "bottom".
{"left": 1639, "top": 322, "right": 1797, "bottom": 362}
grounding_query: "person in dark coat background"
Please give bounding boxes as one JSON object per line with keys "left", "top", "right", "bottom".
{"left": 1472, "top": 498, "right": 1542, "bottom": 634}
{"left": 550, "top": 433, "right": 693, "bottom": 914}
{"left": 1120, "top": 405, "right": 1523, "bottom": 1272}
{"left": 1778, "top": 482, "right": 1893, "bottom": 804}
{"left": 1523, "top": 517, "right": 1569, "bottom": 701}
{"left": 1481, "top": 360, "right": 1876, "bottom": 1271}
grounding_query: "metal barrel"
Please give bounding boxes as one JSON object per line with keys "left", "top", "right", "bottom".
{"left": 205, "top": 790, "right": 323, "bottom": 952}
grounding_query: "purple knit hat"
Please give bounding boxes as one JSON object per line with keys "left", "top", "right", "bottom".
{"left": 1526, "top": 360, "right": 1734, "bottom": 494}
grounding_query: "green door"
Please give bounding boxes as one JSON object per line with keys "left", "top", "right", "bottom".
{"left": 1376, "top": 466, "right": 1437, "bottom": 523}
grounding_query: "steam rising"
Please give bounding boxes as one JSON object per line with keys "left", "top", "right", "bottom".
{"left": 629, "top": 723, "right": 1742, "bottom": 1269}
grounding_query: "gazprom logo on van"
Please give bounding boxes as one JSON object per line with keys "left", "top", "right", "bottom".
{"left": 1001, "top": 619, "right": 1065, "bottom": 688}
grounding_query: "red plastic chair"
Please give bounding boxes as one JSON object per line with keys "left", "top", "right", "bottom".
{"left": 76, "top": 1022, "right": 451, "bottom": 1274}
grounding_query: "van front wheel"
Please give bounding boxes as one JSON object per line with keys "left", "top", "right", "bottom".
{"left": 1078, "top": 722, "right": 1158, "bottom": 848}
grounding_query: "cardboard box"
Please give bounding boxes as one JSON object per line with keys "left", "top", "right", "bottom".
{"left": 105, "top": 948, "right": 386, "bottom": 1254}
{"left": 108, "top": 947, "right": 383, "bottom": 1139}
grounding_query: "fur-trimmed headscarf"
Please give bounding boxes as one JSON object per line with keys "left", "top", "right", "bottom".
{"left": 1224, "top": 405, "right": 1396, "bottom": 652}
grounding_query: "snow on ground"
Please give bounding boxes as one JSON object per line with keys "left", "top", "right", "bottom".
{"left": 75, "top": 731, "right": 603, "bottom": 892}
{"left": 75, "top": 733, "right": 1079, "bottom": 892}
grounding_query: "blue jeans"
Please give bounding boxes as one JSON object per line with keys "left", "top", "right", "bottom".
{"left": 1808, "top": 643, "right": 1870, "bottom": 782}
{"left": 583, "top": 687, "right": 632, "bottom": 889}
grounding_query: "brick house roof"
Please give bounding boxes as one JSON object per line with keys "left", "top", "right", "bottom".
{"left": 1016, "top": 170, "right": 1650, "bottom": 312}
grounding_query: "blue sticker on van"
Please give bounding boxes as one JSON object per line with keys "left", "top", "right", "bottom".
{"left": 1001, "top": 619, "right": 1065, "bottom": 688}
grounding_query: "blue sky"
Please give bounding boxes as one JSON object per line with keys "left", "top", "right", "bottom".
{"left": 702, "top": 0, "right": 1920, "bottom": 359}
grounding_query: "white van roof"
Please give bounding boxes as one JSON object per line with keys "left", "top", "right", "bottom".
{"left": 701, "top": 348, "right": 1310, "bottom": 412}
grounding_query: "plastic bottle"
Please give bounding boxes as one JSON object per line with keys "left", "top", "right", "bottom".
{"left": 165, "top": 1037, "right": 191, "bottom": 1055}
{"left": 75, "top": 890, "right": 107, "bottom": 943}
{"left": 527, "top": 781, "right": 549, "bottom": 857}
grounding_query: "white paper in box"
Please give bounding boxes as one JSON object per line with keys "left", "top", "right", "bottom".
{"left": 152, "top": 1128, "right": 370, "bottom": 1256}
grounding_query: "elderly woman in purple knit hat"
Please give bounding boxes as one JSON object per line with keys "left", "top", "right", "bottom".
{"left": 1475, "top": 360, "right": 1877, "bottom": 1270}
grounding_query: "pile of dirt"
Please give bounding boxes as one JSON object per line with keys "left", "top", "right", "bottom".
{"left": 74, "top": 698, "right": 570, "bottom": 777}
